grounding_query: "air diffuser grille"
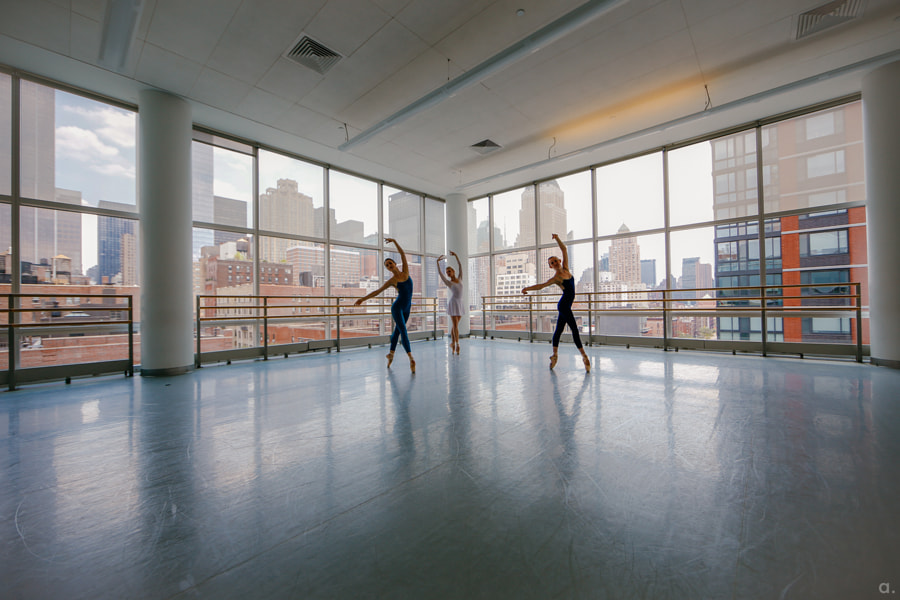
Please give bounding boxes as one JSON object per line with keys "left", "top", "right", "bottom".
{"left": 471, "top": 139, "right": 502, "bottom": 155}
{"left": 285, "top": 36, "right": 342, "bottom": 75}
{"left": 796, "top": 0, "right": 865, "bottom": 40}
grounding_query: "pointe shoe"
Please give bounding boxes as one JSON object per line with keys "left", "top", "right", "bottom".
{"left": 549, "top": 355, "right": 558, "bottom": 369}
{"left": 583, "top": 355, "right": 591, "bottom": 372}
{"left": 409, "top": 358, "right": 416, "bottom": 374}
{"left": 386, "top": 352, "right": 394, "bottom": 368}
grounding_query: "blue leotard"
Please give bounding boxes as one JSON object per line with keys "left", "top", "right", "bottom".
{"left": 390, "top": 277, "right": 413, "bottom": 353}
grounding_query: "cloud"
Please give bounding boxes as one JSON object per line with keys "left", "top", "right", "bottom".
{"left": 56, "top": 126, "right": 120, "bottom": 159}
{"left": 63, "top": 105, "right": 136, "bottom": 148}
{"left": 92, "top": 163, "right": 136, "bottom": 179}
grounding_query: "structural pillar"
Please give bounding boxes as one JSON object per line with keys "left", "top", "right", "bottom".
{"left": 138, "top": 90, "right": 194, "bottom": 375}
{"left": 862, "top": 61, "right": 900, "bottom": 368}
{"left": 446, "top": 192, "right": 470, "bottom": 336}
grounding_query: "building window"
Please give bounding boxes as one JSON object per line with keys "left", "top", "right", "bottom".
{"left": 806, "top": 150, "right": 845, "bottom": 178}
{"left": 800, "top": 269, "right": 850, "bottom": 296}
{"left": 799, "top": 230, "right": 848, "bottom": 257}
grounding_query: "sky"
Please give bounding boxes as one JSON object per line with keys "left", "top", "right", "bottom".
{"left": 50, "top": 86, "right": 718, "bottom": 282}
{"left": 488, "top": 144, "right": 718, "bottom": 284}
{"left": 54, "top": 89, "right": 136, "bottom": 272}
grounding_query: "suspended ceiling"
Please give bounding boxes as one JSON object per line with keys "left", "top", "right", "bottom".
{"left": 1, "top": 0, "right": 898, "bottom": 199}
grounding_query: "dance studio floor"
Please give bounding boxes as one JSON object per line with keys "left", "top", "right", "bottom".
{"left": 2, "top": 339, "right": 899, "bottom": 599}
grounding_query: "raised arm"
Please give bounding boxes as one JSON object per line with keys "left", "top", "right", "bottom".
{"left": 450, "top": 250, "right": 462, "bottom": 281}
{"left": 552, "top": 233, "right": 569, "bottom": 271}
{"left": 386, "top": 237, "right": 408, "bottom": 274}
{"left": 436, "top": 255, "right": 451, "bottom": 286}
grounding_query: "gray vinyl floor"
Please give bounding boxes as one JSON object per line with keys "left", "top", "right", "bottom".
{"left": 2, "top": 338, "right": 900, "bottom": 599}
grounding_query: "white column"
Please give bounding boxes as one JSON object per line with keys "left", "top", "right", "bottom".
{"left": 138, "top": 90, "right": 194, "bottom": 375}
{"left": 862, "top": 61, "right": 900, "bottom": 368}
{"left": 446, "top": 192, "right": 469, "bottom": 336}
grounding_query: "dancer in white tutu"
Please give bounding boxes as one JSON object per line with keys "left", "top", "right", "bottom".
{"left": 437, "top": 251, "right": 464, "bottom": 354}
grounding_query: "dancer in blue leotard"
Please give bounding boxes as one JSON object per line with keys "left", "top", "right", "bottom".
{"left": 355, "top": 237, "right": 416, "bottom": 373}
{"left": 522, "top": 233, "right": 591, "bottom": 372}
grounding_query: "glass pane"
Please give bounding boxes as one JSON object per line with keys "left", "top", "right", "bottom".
{"left": 258, "top": 149, "right": 324, "bottom": 239}
{"left": 330, "top": 244, "right": 379, "bottom": 297}
{"left": 193, "top": 229, "right": 256, "bottom": 351}
{"left": 780, "top": 206, "right": 867, "bottom": 347}
{"left": 384, "top": 250, "right": 423, "bottom": 300}
{"left": 495, "top": 250, "right": 536, "bottom": 296}
{"left": 0, "top": 203, "right": 9, "bottom": 279}
{"left": 670, "top": 227, "right": 718, "bottom": 340}
{"left": 467, "top": 255, "right": 490, "bottom": 329}
{"left": 491, "top": 251, "right": 532, "bottom": 332}
{"left": 16, "top": 206, "right": 139, "bottom": 285}
{"left": 0, "top": 73, "right": 9, "bottom": 196}
{"left": 467, "top": 197, "right": 491, "bottom": 254}
{"left": 597, "top": 153, "right": 663, "bottom": 235}
{"left": 329, "top": 171, "right": 378, "bottom": 245}
{"left": 424, "top": 198, "right": 445, "bottom": 255}
{"left": 20, "top": 81, "right": 137, "bottom": 210}
{"left": 548, "top": 172, "right": 592, "bottom": 241}
{"left": 762, "top": 102, "right": 864, "bottom": 214}
{"left": 286, "top": 240, "right": 326, "bottom": 290}
{"left": 670, "top": 135, "right": 756, "bottom": 226}
{"left": 17, "top": 208, "right": 139, "bottom": 368}
{"left": 595, "top": 233, "right": 664, "bottom": 338}
{"left": 536, "top": 242, "right": 592, "bottom": 337}
{"left": 192, "top": 142, "right": 253, "bottom": 243}
{"left": 384, "top": 186, "right": 421, "bottom": 252}
{"left": 492, "top": 187, "right": 533, "bottom": 250}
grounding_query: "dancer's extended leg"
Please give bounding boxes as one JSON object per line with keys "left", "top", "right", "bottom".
{"left": 391, "top": 302, "right": 414, "bottom": 372}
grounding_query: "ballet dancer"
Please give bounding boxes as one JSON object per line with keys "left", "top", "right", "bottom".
{"left": 437, "top": 250, "right": 464, "bottom": 354}
{"left": 521, "top": 233, "right": 591, "bottom": 372}
{"left": 355, "top": 237, "right": 416, "bottom": 373}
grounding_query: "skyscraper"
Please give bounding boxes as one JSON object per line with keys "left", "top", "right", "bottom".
{"left": 387, "top": 189, "right": 421, "bottom": 250}
{"left": 98, "top": 200, "right": 135, "bottom": 284}
{"left": 609, "top": 224, "right": 641, "bottom": 284}
{"left": 640, "top": 259, "right": 656, "bottom": 288}
{"left": 258, "top": 179, "right": 316, "bottom": 262}
{"left": 519, "top": 180, "right": 569, "bottom": 245}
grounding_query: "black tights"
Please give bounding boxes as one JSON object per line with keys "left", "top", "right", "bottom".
{"left": 552, "top": 305, "right": 583, "bottom": 349}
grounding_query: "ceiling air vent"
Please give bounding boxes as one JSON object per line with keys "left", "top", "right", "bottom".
{"left": 795, "top": 0, "right": 865, "bottom": 40}
{"left": 471, "top": 139, "right": 501, "bottom": 155}
{"left": 285, "top": 35, "right": 342, "bottom": 75}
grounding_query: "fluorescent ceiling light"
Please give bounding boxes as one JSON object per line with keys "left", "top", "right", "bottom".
{"left": 339, "top": 0, "right": 632, "bottom": 151}
{"left": 99, "top": 0, "right": 145, "bottom": 71}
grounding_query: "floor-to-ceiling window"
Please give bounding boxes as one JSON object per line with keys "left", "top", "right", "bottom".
{"left": 471, "top": 98, "right": 868, "bottom": 351}
{"left": 1, "top": 73, "right": 140, "bottom": 370}
{"left": 191, "top": 133, "right": 445, "bottom": 352}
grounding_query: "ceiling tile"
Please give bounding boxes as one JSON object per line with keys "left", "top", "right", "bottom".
{"left": 70, "top": 12, "right": 103, "bottom": 65}
{"left": 339, "top": 48, "right": 452, "bottom": 128}
{"left": 303, "top": 0, "right": 391, "bottom": 57}
{"left": 206, "top": 0, "right": 326, "bottom": 85}
{"left": 190, "top": 68, "right": 254, "bottom": 113}
{"left": 256, "top": 58, "right": 323, "bottom": 104}
{"left": 134, "top": 43, "right": 203, "bottom": 96}
{"left": 0, "top": 0, "right": 70, "bottom": 56}
{"left": 145, "top": 0, "right": 241, "bottom": 64}
{"left": 236, "top": 87, "right": 296, "bottom": 124}
{"left": 300, "top": 21, "right": 426, "bottom": 117}
{"left": 72, "top": 0, "right": 106, "bottom": 22}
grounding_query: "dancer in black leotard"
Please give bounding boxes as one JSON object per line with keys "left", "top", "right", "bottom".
{"left": 355, "top": 238, "right": 416, "bottom": 374}
{"left": 522, "top": 233, "right": 591, "bottom": 372}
